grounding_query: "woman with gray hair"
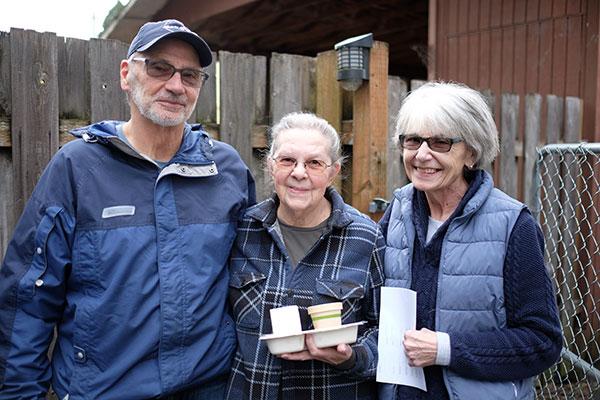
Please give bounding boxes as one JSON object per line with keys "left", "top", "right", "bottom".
{"left": 226, "top": 112, "right": 385, "bottom": 399}
{"left": 379, "top": 82, "right": 562, "bottom": 399}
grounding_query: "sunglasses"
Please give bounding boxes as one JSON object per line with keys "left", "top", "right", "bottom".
{"left": 130, "top": 57, "right": 209, "bottom": 88}
{"left": 398, "top": 134, "right": 463, "bottom": 153}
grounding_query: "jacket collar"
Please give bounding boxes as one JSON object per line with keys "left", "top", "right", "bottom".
{"left": 70, "top": 121, "right": 214, "bottom": 165}
{"left": 246, "top": 187, "right": 354, "bottom": 229}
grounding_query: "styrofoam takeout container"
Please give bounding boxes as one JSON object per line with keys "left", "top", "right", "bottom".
{"left": 305, "top": 321, "right": 366, "bottom": 348}
{"left": 259, "top": 332, "right": 306, "bottom": 355}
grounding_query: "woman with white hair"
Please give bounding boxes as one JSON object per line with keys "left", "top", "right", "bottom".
{"left": 226, "top": 112, "right": 385, "bottom": 400}
{"left": 379, "top": 82, "right": 562, "bottom": 399}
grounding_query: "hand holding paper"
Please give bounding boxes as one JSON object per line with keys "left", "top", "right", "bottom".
{"left": 376, "top": 287, "right": 427, "bottom": 391}
{"left": 404, "top": 328, "right": 438, "bottom": 367}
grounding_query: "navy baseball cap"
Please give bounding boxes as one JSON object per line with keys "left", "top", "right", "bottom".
{"left": 127, "top": 19, "right": 212, "bottom": 67}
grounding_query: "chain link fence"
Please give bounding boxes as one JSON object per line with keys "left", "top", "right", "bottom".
{"left": 533, "top": 143, "right": 600, "bottom": 399}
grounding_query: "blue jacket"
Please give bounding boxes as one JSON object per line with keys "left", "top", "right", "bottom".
{"left": 0, "top": 121, "right": 255, "bottom": 399}
{"left": 379, "top": 171, "right": 560, "bottom": 400}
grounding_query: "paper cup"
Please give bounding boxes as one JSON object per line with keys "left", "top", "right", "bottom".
{"left": 307, "top": 302, "right": 343, "bottom": 329}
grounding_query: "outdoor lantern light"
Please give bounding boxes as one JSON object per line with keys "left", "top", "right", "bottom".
{"left": 334, "top": 33, "right": 373, "bottom": 91}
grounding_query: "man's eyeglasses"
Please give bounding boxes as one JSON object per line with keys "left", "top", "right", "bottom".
{"left": 398, "top": 134, "right": 463, "bottom": 153}
{"left": 272, "top": 156, "right": 333, "bottom": 175}
{"left": 130, "top": 57, "right": 209, "bottom": 88}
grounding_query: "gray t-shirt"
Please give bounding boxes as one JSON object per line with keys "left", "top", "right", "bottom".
{"left": 116, "top": 124, "right": 167, "bottom": 168}
{"left": 278, "top": 217, "right": 329, "bottom": 269}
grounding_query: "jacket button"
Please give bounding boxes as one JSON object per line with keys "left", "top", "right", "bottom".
{"left": 36, "top": 247, "right": 42, "bottom": 255}
{"left": 287, "top": 289, "right": 293, "bottom": 297}
{"left": 35, "top": 279, "right": 44, "bottom": 287}
{"left": 77, "top": 352, "right": 84, "bottom": 360}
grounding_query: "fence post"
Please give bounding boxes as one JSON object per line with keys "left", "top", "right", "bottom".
{"left": 316, "top": 50, "right": 343, "bottom": 194}
{"left": 352, "top": 41, "right": 388, "bottom": 218}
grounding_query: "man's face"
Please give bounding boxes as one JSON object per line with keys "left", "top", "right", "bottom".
{"left": 123, "top": 38, "right": 202, "bottom": 127}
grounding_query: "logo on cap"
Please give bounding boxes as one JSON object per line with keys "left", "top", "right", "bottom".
{"left": 163, "top": 22, "right": 191, "bottom": 33}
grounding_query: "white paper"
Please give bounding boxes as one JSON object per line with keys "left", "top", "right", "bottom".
{"left": 376, "top": 287, "right": 427, "bottom": 391}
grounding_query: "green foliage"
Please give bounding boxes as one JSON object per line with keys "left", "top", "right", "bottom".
{"left": 101, "top": 1, "right": 126, "bottom": 33}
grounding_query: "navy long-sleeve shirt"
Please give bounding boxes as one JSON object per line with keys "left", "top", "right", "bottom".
{"left": 384, "top": 170, "right": 562, "bottom": 399}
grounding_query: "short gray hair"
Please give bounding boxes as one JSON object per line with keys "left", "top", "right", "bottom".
{"left": 268, "top": 112, "right": 343, "bottom": 164}
{"left": 395, "top": 81, "right": 499, "bottom": 168}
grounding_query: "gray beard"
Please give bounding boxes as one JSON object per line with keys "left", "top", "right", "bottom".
{"left": 129, "top": 78, "right": 195, "bottom": 127}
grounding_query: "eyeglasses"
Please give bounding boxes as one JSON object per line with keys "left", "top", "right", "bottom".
{"left": 130, "top": 57, "right": 209, "bottom": 88}
{"left": 272, "top": 156, "right": 333, "bottom": 175}
{"left": 398, "top": 134, "right": 463, "bottom": 153}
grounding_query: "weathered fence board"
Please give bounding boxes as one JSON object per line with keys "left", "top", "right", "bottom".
{"left": 480, "top": 89, "right": 495, "bottom": 175}
{"left": 546, "top": 95, "right": 564, "bottom": 144}
{"left": 59, "top": 37, "right": 90, "bottom": 120}
{"left": 540, "top": 97, "right": 565, "bottom": 360}
{"left": 10, "top": 29, "right": 59, "bottom": 216}
{"left": 270, "top": 52, "right": 316, "bottom": 123}
{"left": 219, "top": 51, "right": 270, "bottom": 200}
{"left": 543, "top": 94, "right": 563, "bottom": 279}
{"left": 0, "top": 32, "right": 10, "bottom": 119}
{"left": 89, "top": 38, "right": 129, "bottom": 122}
{"left": 565, "top": 97, "right": 582, "bottom": 143}
{"left": 500, "top": 93, "right": 519, "bottom": 197}
{"left": 410, "top": 79, "right": 426, "bottom": 91}
{"left": 524, "top": 94, "right": 541, "bottom": 209}
{"left": 219, "top": 51, "right": 264, "bottom": 166}
{"left": 387, "top": 76, "right": 407, "bottom": 199}
{"left": 0, "top": 149, "right": 14, "bottom": 259}
{"left": 0, "top": 32, "right": 12, "bottom": 255}
{"left": 560, "top": 97, "right": 583, "bottom": 349}
{"left": 193, "top": 51, "right": 217, "bottom": 124}
{"left": 250, "top": 55, "right": 269, "bottom": 201}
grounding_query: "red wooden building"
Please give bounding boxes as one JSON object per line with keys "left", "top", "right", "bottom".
{"left": 430, "top": 0, "right": 600, "bottom": 143}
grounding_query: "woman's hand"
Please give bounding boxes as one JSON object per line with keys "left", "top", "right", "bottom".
{"left": 279, "top": 334, "right": 353, "bottom": 365}
{"left": 404, "top": 328, "right": 438, "bottom": 367}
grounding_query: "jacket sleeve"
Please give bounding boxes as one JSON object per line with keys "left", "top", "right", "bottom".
{"left": 447, "top": 210, "right": 563, "bottom": 381}
{"left": 0, "top": 153, "right": 75, "bottom": 398}
{"left": 344, "top": 226, "right": 386, "bottom": 378}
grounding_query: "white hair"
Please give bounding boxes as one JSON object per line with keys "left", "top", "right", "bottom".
{"left": 268, "top": 112, "right": 344, "bottom": 164}
{"left": 396, "top": 81, "right": 499, "bottom": 168}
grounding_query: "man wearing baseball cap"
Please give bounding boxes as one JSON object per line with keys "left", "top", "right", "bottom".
{"left": 0, "top": 19, "right": 255, "bottom": 400}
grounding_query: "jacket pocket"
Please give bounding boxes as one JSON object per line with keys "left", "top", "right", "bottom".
{"left": 229, "top": 271, "right": 266, "bottom": 329}
{"left": 312, "top": 278, "right": 365, "bottom": 323}
{"left": 19, "top": 206, "right": 63, "bottom": 299}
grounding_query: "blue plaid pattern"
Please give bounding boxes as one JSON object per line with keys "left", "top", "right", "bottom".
{"left": 225, "top": 188, "right": 385, "bottom": 400}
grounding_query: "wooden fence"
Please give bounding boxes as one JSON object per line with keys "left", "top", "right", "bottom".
{"left": 0, "top": 29, "right": 583, "bottom": 263}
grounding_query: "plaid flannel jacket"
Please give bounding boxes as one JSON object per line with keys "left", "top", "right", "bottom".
{"left": 225, "top": 187, "right": 385, "bottom": 400}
